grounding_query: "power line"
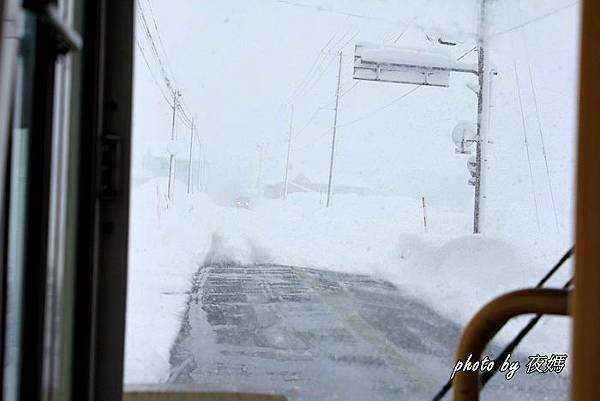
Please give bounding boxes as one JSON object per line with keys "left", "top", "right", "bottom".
{"left": 392, "top": 28, "right": 410, "bottom": 43}
{"left": 293, "top": 81, "right": 360, "bottom": 142}
{"left": 325, "top": 29, "right": 353, "bottom": 54}
{"left": 273, "top": 0, "right": 408, "bottom": 26}
{"left": 379, "top": 30, "right": 396, "bottom": 44}
{"left": 301, "top": 55, "right": 338, "bottom": 96}
{"left": 338, "top": 81, "right": 361, "bottom": 99}
{"left": 289, "top": 24, "right": 363, "bottom": 102}
{"left": 491, "top": 1, "right": 578, "bottom": 37}
{"left": 392, "top": 11, "right": 424, "bottom": 44}
{"left": 136, "top": 40, "right": 173, "bottom": 107}
{"left": 137, "top": 0, "right": 173, "bottom": 94}
{"left": 294, "top": 108, "right": 325, "bottom": 137}
{"left": 293, "top": 74, "right": 420, "bottom": 151}
{"left": 514, "top": 60, "right": 541, "bottom": 231}
{"left": 298, "top": 31, "right": 359, "bottom": 98}
{"left": 289, "top": 30, "right": 341, "bottom": 101}
{"left": 272, "top": 0, "right": 475, "bottom": 39}
{"left": 337, "top": 30, "right": 360, "bottom": 50}
{"left": 144, "top": 0, "right": 177, "bottom": 85}
{"left": 337, "top": 84, "right": 422, "bottom": 129}
{"left": 294, "top": 83, "right": 422, "bottom": 152}
{"left": 456, "top": 46, "right": 477, "bottom": 61}
{"left": 176, "top": 108, "right": 192, "bottom": 130}
{"left": 529, "top": 65, "right": 560, "bottom": 232}
{"left": 297, "top": 29, "right": 352, "bottom": 93}
{"left": 294, "top": 53, "right": 337, "bottom": 99}
{"left": 178, "top": 98, "right": 194, "bottom": 126}
{"left": 394, "top": 0, "right": 435, "bottom": 44}
{"left": 511, "top": 0, "right": 560, "bottom": 233}
{"left": 318, "top": 80, "right": 360, "bottom": 109}
{"left": 296, "top": 31, "right": 359, "bottom": 98}
{"left": 137, "top": 0, "right": 195, "bottom": 129}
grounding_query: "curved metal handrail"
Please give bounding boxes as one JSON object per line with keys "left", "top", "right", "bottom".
{"left": 453, "top": 288, "right": 571, "bottom": 401}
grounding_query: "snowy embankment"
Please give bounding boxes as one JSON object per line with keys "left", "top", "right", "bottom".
{"left": 125, "top": 179, "right": 217, "bottom": 383}
{"left": 124, "top": 179, "right": 572, "bottom": 384}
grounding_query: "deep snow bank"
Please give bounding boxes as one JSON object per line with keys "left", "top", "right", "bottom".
{"left": 125, "top": 179, "right": 217, "bottom": 383}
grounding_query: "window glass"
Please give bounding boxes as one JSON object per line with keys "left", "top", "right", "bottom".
{"left": 4, "top": 11, "right": 36, "bottom": 401}
{"left": 126, "top": 1, "right": 580, "bottom": 400}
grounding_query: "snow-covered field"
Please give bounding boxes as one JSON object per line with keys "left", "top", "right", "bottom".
{"left": 125, "top": 179, "right": 572, "bottom": 383}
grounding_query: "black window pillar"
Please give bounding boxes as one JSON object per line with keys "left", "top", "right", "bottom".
{"left": 72, "top": 1, "right": 134, "bottom": 401}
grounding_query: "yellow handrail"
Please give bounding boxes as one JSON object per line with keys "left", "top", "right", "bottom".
{"left": 453, "top": 288, "right": 571, "bottom": 401}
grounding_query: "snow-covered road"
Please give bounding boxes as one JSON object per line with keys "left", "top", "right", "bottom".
{"left": 168, "top": 264, "right": 567, "bottom": 401}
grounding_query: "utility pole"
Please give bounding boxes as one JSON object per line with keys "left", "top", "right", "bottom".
{"left": 201, "top": 149, "right": 206, "bottom": 192}
{"left": 473, "top": 0, "right": 491, "bottom": 234}
{"left": 283, "top": 105, "right": 294, "bottom": 199}
{"left": 197, "top": 147, "right": 207, "bottom": 192}
{"left": 203, "top": 160, "right": 209, "bottom": 192}
{"left": 256, "top": 143, "right": 264, "bottom": 193}
{"left": 168, "top": 90, "right": 180, "bottom": 201}
{"left": 326, "top": 51, "right": 343, "bottom": 208}
{"left": 195, "top": 142, "right": 201, "bottom": 192}
{"left": 187, "top": 117, "right": 195, "bottom": 194}
{"left": 422, "top": 196, "right": 428, "bottom": 232}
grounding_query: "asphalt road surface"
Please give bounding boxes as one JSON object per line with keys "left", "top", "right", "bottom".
{"left": 169, "top": 263, "right": 568, "bottom": 401}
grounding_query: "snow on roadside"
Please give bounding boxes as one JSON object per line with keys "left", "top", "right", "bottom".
{"left": 237, "top": 193, "right": 572, "bottom": 359}
{"left": 125, "top": 179, "right": 217, "bottom": 383}
{"left": 124, "top": 180, "right": 572, "bottom": 383}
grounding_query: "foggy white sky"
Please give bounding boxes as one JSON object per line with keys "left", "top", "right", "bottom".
{"left": 131, "top": 0, "right": 581, "bottom": 243}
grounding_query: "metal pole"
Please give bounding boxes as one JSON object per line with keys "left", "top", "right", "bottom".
{"left": 422, "top": 196, "right": 428, "bottom": 232}
{"left": 201, "top": 150, "right": 207, "bottom": 192}
{"left": 168, "top": 91, "right": 179, "bottom": 201}
{"left": 201, "top": 148, "right": 205, "bottom": 191}
{"left": 473, "top": 0, "right": 489, "bottom": 234}
{"left": 326, "top": 52, "right": 343, "bottom": 208}
{"left": 283, "top": 105, "right": 294, "bottom": 199}
{"left": 203, "top": 159, "right": 206, "bottom": 191}
{"left": 256, "top": 143, "right": 264, "bottom": 193}
{"left": 187, "top": 118, "right": 194, "bottom": 194}
{"left": 195, "top": 141, "right": 201, "bottom": 191}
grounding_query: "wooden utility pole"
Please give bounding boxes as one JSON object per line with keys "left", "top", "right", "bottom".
{"left": 168, "top": 90, "right": 180, "bottom": 201}
{"left": 283, "top": 105, "right": 294, "bottom": 199}
{"left": 256, "top": 143, "right": 264, "bottom": 193}
{"left": 187, "top": 117, "right": 194, "bottom": 194}
{"left": 422, "top": 196, "right": 428, "bottom": 232}
{"left": 326, "top": 51, "right": 343, "bottom": 208}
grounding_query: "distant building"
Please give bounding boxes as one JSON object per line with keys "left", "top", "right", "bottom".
{"left": 263, "top": 173, "right": 369, "bottom": 198}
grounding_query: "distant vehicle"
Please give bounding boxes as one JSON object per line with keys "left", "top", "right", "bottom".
{"left": 232, "top": 196, "right": 251, "bottom": 209}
